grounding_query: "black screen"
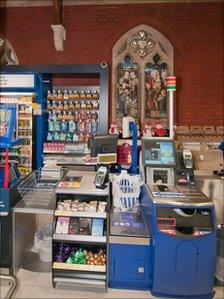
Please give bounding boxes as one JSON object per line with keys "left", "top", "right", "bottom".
{"left": 88, "top": 134, "right": 118, "bottom": 157}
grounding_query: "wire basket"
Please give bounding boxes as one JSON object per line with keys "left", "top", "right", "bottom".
{"left": 18, "top": 169, "right": 62, "bottom": 206}
{"left": 112, "top": 170, "right": 143, "bottom": 211}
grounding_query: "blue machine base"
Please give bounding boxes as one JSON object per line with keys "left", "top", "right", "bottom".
{"left": 151, "top": 290, "right": 215, "bottom": 299}
{"left": 109, "top": 243, "right": 150, "bottom": 291}
{"left": 109, "top": 281, "right": 150, "bottom": 291}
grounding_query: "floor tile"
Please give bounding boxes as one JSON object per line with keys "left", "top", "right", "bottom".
{"left": 34, "top": 272, "right": 52, "bottom": 287}
{"left": 214, "top": 286, "right": 224, "bottom": 298}
{"left": 17, "top": 269, "right": 38, "bottom": 286}
{"left": 99, "top": 288, "right": 131, "bottom": 298}
{"left": 30, "top": 285, "right": 98, "bottom": 298}
{"left": 12, "top": 285, "right": 32, "bottom": 299}
{"left": 130, "top": 290, "right": 155, "bottom": 298}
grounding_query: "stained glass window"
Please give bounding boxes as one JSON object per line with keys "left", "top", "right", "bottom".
{"left": 116, "top": 55, "right": 140, "bottom": 123}
{"left": 145, "top": 54, "right": 169, "bottom": 127}
{"left": 112, "top": 25, "right": 173, "bottom": 131}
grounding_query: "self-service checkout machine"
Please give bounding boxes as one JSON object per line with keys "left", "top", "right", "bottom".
{"left": 109, "top": 117, "right": 151, "bottom": 290}
{"left": 140, "top": 77, "right": 217, "bottom": 298}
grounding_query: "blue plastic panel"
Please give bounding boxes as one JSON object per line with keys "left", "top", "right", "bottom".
{"left": 109, "top": 243, "right": 150, "bottom": 290}
{"left": 0, "top": 104, "right": 16, "bottom": 148}
{"left": 176, "top": 241, "right": 198, "bottom": 278}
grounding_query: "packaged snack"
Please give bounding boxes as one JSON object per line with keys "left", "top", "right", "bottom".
{"left": 79, "top": 90, "right": 86, "bottom": 100}
{"left": 86, "top": 101, "right": 92, "bottom": 110}
{"left": 73, "top": 90, "right": 80, "bottom": 100}
{"left": 54, "top": 132, "right": 60, "bottom": 141}
{"left": 86, "top": 90, "right": 92, "bottom": 100}
{"left": 55, "top": 217, "right": 70, "bottom": 234}
{"left": 47, "top": 90, "right": 52, "bottom": 100}
{"left": 66, "top": 249, "right": 86, "bottom": 264}
{"left": 91, "top": 219, "right": 104, "bottom": 236}
{"left": 57, "top": 90, "right": 63, "bottom": 101}
{"left": 73, "top": 133, "right": 79, "bottom": 141}
{"left": 68, "top": 101, "right": 74, "bottom": 111}
{"left": 57, "top": 201, "right": 64, "bottom": 211}
{"left": 47, "top": 132, "right": 53, "bottom": 141}
{"left": 98, "top": 202, "right": 107, "bottom": 212}
{"left": 71, "top": 200, "right": 79, "bottom": 211}
{"left": 75, "top": 101, "right": 81, "bottom": 109}
{"left": 64, "top": 101, "right": 69, "bottom": 110}
{"left": 68, "top": 90, "right": 74, "bottom": 100}
{"left": 64, "top": 90, "right": 69, "bottom": 100}
{"left": 66, "top": 133, "right": 73, "bottom": 141}
{"left": 84, "top": 201, "right": 97, "bottom": 212}
{"left": 68, "top": 119, "right": 76, "bottom": 132}
{"left": 61, "top": 120, "right": 68, "bottom": 132}
{"left": 52, "top": 90, "right": 57, "bottom": 100}
{"left": 77, "top": 202, "right": 85, "bottom": 212}
{"left": 79, "top": 218, "right": 91, "bottom": 235}
{"left": 92, "top": 90, "right": 99, "bottom": 100}
{"left": 68, "top": 218, "right": 79, "bottom": 235}
{"left": 58, "top": 101, "right": 63, "bottom": 110}
{"left": 47, "top": 100, "right": 52, "bottom": 110}
{"left": 59, "top": 133, "right": 67, "bottom": 141}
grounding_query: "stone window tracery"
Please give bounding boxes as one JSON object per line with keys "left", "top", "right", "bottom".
{"left": 112, "top": 25, "right": 173, "bottom": 130}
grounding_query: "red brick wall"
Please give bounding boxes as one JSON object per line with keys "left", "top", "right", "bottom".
{"left": 0, "top": 2, "right": 223, "bottom": 126}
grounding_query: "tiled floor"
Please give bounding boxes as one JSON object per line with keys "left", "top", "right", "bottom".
{"left": 0, "top": 269, "right": 223, "bottom": 298}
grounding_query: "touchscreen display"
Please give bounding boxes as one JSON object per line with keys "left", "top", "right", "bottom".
{"left": 144, "top": 141, "right": 175, "bottom": 166}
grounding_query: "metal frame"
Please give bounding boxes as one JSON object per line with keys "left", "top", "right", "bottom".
{"left": 0, "top": 274, "right": 18, "bottom": 299}
{"left": 1, "top": 64, "right": 109, "bottom": 134}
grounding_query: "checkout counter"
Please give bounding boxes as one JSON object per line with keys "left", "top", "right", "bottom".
{"left": 109, "top": 211, "right": 150, "bottom": 290}
{"left": 5, "top": 135, "right": 219, "bottom": 298}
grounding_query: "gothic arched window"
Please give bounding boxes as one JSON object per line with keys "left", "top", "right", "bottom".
{"left": 112, "top": 25, "right": 173, "bottom": 130}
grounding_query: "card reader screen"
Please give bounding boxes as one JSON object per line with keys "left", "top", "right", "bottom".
{"left": 144, "top": 141, "right": 175, "bottom": 166}
{"left": 153, "top": 170, "right": 168, "bottom": 184}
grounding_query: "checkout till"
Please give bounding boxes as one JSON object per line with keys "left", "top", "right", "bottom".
{"left": 1, "top": 131, "right": 218, "bottom": 298}
{"left": 107, "top": 137, "right": 217, "bottom": 298}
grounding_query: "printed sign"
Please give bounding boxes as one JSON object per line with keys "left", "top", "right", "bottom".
{"left": 0, "top": 74, "right": 35, "bottom": 88}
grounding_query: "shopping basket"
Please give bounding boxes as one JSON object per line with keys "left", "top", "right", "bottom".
{"left": 17, "top": 169, "right": 62, "bottom": 206}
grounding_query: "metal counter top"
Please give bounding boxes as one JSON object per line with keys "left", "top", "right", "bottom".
{"left": 55, "top": 170, "right": 109, "bottom": 196}
{"left": 147, "top": 184, "right": 213, "bottom": 207}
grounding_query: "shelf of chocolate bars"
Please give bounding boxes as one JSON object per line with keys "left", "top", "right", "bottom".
{"left": 53, "top": 243, "right": 106, "bottom": 272}
{"left": 55, "top": 199, "right": 107, "bottom": 218}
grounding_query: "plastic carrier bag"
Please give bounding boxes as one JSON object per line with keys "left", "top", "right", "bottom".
{"left": 112, "top": 170, "right": 143, "bottom": 211}
{"left": 34, "top": 223, "right": 52, "bottom": 263}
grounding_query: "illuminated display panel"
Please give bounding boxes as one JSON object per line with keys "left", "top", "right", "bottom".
{"left": 144, "top": 140, "right": 175, "bottom": 166}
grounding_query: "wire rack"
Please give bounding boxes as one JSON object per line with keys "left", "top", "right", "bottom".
{"left": 18, "top": 170, "right": 62, "bottom": 206}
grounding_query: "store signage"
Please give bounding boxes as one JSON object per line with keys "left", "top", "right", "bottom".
{"left": 0, "top": 74, "right": 35, "bottom": 88}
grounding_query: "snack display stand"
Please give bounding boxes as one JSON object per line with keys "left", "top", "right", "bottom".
{"left": 52, "top": 170, "right": 109, "bottom": 291}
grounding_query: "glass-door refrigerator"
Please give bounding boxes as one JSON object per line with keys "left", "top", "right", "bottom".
{"left": 0, "top": 72, "right": 51, "bottom": 175}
